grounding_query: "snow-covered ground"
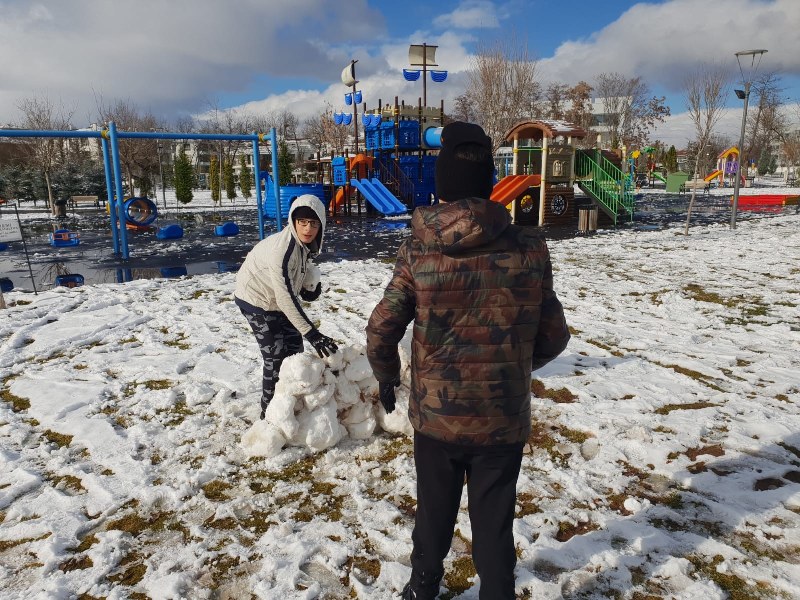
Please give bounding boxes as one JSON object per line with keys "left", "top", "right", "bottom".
{"left": 1, "top": 203, "right": 799, "bottom": 599}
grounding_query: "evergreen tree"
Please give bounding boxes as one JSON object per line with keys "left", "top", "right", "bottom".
{"left": 224, "top": 158, "right": 236, "bottom": 201}
{"left": 239, "top": 154, "right": 252, "bottom": 199}
{"left": 757, "top": 149, "right": 771, "bottom": 176}
{"left": 278, "top": 139, "right": 293, "bottom": 185}
{"left": 209, "top": 155, "right": 221, "bottom": 204}
{"left": 666, "top": 146, "right": 678, "bottom": 173}
{"left": 174, "top": 148, "right": 194, "bottom": 205}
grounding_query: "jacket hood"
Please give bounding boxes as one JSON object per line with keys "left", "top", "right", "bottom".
{"left": 411, "top": 197, "right": 511, "bottom": 254}
{"left": 288, "top": 194, "right": 326, "bottom": 254}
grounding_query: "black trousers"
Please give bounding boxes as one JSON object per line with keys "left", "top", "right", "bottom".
{"left": 240, "top": 309, "right": 302, "bottom": 418}
{"left": 410, "top": 431, "right": 524, "bottom": 600}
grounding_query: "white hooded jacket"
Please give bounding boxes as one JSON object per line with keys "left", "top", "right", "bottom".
{"left": 234, "top": 194, "right": 326, "bottom": 336}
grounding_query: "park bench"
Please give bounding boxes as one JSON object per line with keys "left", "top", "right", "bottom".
{"left": 69, "top": 195, "right": 101, "bottom": 209}
{"left": 679, "top": 179, "right": 710, "bottom": 196}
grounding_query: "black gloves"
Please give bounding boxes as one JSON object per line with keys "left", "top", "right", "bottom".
{"left": 379, "top": 378, "right": 401, "bottom": 413}
{"left": 305, "top": 329, "right": 338, "bottom": 358}
{"left": 300, "top": 282, "right": 322, "bottom": 302}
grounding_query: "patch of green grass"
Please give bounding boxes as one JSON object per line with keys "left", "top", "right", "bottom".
{"left": 555, "top": 519, "right": 599, "bottom": 542}
{"left": 515, "top": 491, "right": 541, "bottom": 517}
{"left": 164, "top": 333, "right": 190, "bottom": 350}
{"left": 1, "top": 376, "right": 29, "bottom": 412}
{"left": 585, "top": 338, "right": 624, "bottom": 357}
{"left": 49, "top": 474, "right": 85, "bottom": 493}
{"left": 202, "top": 479, "right": 233, "bottom": 501}
{"left": 655, "top": 401, "right": 718, "bottom": 415}
{"left": 106, "top": 510, "right": 174, "bottom": 537}
{"left": 653, "top": 361, "right": 725, "bottom": 391}
{"left": 42, "top": 429, "right": 73, "bottom": 448}
{"left": 59, "top": 554, "right": 93, "bottom": 572}
{"left": 531, "top": 379, "right": 577, "bottom": 403}
{"left": 441, "top": 556, "right": 476, "bottom": 600}
{"left": 0, "top": 532, "right": 51, "bottom": 552}
{"left": 687, "top": 554, "right": 784, "bottom": 600}
{"left": 156, "top": 399, "right": 192, "bottom": 427}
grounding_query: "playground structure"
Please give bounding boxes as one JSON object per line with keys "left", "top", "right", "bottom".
{"left": 704, "top": 146, "right": 746, "bottom": 187}
{"left": 732, "top": 193, "right": 799, "bottom": 208}
{"left": 0, "top": 125, "right": 281, "bottom": 260}
{"left": 495, "top": 120, "right": 634, "bottom": 227}
{"left": 323, "top": 97, "right": 445, "bottom": 217}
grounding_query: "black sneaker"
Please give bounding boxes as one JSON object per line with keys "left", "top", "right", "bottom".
{"left": 400, "top": 582, "right": 416, "bottom": 599}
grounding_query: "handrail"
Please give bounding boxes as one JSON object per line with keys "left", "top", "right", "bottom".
{"left": 376, "top": 157, "right": 416, "bottom": 205}
{"left": 574, "top": 151, "right": 635, "bottom": 223}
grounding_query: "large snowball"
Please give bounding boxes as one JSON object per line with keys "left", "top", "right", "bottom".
{"left": 241, "top": 420, "right": 286, "bottom": 458}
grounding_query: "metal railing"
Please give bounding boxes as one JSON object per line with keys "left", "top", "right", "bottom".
{"left": 375, "top": 157, "right": 416, "bottom": 206}
{"left": 574, "top": 151, "right": 635, "bottom": 223}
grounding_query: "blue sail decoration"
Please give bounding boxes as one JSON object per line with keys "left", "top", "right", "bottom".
{"left": 344, "top": 93, "right": 353, "bottom": 105}
{"left": 370, "top": 114, "right": 382, "bottom": 127}
{"left": 333, "top": 112, "right": 343, "bottom": 125}
{"left": 430, "top": 70, "right": 448, "bottom": 82}
{"left": 403, "top": 69, "right": 421, "bottom": 81}
{"left": 354, "top": 90, "right": 362, "bottom": 104}
{"left": 362, "top": 113, "right": 372, "bottom": 126}
{"left": 342, "top": 113, "right": 353, "bottom": 125}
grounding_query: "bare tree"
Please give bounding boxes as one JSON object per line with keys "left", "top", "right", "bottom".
{"left": 744, "top": 72, "right": 786, "bottom": 166}
{"left": 302, "top": 116, "right": 327, "bottom": 156}
{"left": 450, "top": 93, "right": 478, "bottom": 125}
{"left": 463, "top": 36, "right": 540, "bottom": 153}
{"left": 565, "top": 82, "right": 596, "bottom": 147}
{"left": 595, "top": 72, "right": 670, "bottom": 149}
{"left": 96, "top": 98, "right": 163, "bottom": 196}
{"left": 17, "top": 95, "right": 75, "bottom": 213}
{"left": 682, "top": 65, "right": 729, "bottom": 234}
{"left": 543, "top": 83, "right": 570, "bottom": 120}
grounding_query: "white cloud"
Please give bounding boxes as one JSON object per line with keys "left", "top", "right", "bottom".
{"left": 432, "top": 0, "right": 500, "bottom": 29}
{"left": 0, "top": 0, "right": 386, "bottom": 125}
{"left": 536, "top": 0, "right": 800, "bottom": 93}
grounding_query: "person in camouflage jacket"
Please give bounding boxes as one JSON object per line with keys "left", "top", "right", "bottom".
{"left": 366, "top": 122, "right": 569, "bottom": 600}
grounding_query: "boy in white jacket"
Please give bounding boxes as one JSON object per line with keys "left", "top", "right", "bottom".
{"left": 234, "top": 194, "right": 338, "bottom": 418}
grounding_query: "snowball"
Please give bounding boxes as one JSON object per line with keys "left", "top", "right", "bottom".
{"left": 344, "top": 354, "right": 373, "bottom": 382}
{"left": 243, "top": 345, "right": 413, "bottom": 457}
{"left": 241, "top": 420, "right": 286, "bottom": 458}
{"left": 303, "top": 264, "right": 321, "bottom": 290}
{"left": 274, "top": 353, "right": 324, "bottom": 396}
{"left": 334, "top": 376, "right": 362, "bottom": 409}
{"left": 580, "top": 438, "right": 600, "bottom": 461}
{"left": 292, "top": 400, "right": 344, "bottom": 452}
{"left": 264, "top": 393, "right": 300, "bottom": 440}
{"left": 377, "top": 386, "right": 414, "bottom": 436}
{"left": 303, "top": 383, "right": 334, "bottom": 411}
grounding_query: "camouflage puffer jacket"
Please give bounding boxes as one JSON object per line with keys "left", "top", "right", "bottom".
{"left": 366, "top": 197, "right": 569, "bottom": 445}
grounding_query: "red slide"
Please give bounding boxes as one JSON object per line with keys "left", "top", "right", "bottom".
{"left": 490, "top": 175, "right": 541, "bottom": 206}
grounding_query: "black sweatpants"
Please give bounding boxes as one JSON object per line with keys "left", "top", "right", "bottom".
{"left": 409, "top": 431, "right": 524, "bottom": 600}
{"left": 240, "top": 309, "right": 303, "bottom": 418}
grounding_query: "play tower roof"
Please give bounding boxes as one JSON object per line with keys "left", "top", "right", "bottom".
{"left": 502, "top": 119, "right": 587, "bottom": 142}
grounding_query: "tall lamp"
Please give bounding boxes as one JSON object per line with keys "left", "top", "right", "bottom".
{"left": 730, "top": 48, "right": 767, "bottom": 229}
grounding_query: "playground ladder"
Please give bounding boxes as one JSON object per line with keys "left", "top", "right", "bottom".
{"left": 574, "top": 150, "right": 635, "bottom": 225}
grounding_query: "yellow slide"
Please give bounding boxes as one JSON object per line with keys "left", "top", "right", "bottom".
{"left": 704, "top": 169, "right": 722, "bottom": 182}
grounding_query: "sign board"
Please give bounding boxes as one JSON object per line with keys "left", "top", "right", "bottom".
{"left": 0, "top": 219, "right": 22, "bottom": 243}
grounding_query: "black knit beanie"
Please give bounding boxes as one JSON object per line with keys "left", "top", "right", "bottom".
{"left": 292, "top": 205, "right": 319, "bottom": 222}
{"left": 435, "top": 121, "right": 494, "bottom": 202}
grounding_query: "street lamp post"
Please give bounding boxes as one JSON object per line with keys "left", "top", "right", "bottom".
{"left": 730, "top": 48, "right": 767, "bottom": 229}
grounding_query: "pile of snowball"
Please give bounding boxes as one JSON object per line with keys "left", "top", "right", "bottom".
{"left": 241, "top": 344, "right": 413, "bottom": 458}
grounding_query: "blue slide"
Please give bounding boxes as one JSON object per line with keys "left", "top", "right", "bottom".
{"left": 350, "top": 178, "right": 407, "bottom": 216}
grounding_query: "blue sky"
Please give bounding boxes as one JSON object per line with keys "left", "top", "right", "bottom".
{"left": 1, "top": 0, "right": 799, "bottom": 146}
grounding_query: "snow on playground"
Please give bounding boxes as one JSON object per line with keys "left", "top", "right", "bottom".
{"left": 1, "top": 212, "right": 799, "bottom": 599}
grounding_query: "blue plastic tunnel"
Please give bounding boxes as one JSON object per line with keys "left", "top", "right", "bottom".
{"left": 423, "top": 126, "right": 443, "bottom": 149}
{"left": 123, "top": 197, "right": 158, "bottom": 227}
